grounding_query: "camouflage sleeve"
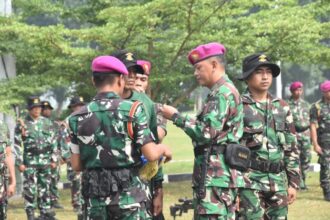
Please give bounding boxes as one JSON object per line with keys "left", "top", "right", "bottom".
{"left": 173, "top": 93, "right": 235, "bottom": 145}
{"left": 283, "top": 103, "right": 301, "bottom": 189}
{"left": 14, "top": 122, "right": 23, "bottom": 166}
{"left": 49, "top": 121, "right": 58, "bottom": 163}
{"left": 309, "top": 104, "right": 318, "bottom": 124}
{"left": 59, "top": 126, "right": 71, "bottom": 160}
{"left": 155, "top": 103, "right": 167, "bottom": 135}
{"left": 68, "top": 115, "right": 79, "bottom": 154}
{"left": 133, "top": 103, "right": 155, "bottom": 149}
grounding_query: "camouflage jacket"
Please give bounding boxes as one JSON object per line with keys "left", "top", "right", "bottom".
{"left": 54, "top": 121, "right": 71, "bottom": 161}
{"left": 155, "top": 103, "right": 167, "bottom": 134}
{"left": 173, "top": 75, "right": 244, "bottom": 188}
{"left": 287, "top": 97, "right": 310, "bottom": 140}
{"left": 241, "top": 90, "right": 300, "bottom": 191}
{"left": 310, "top": 98, "right": 330, "bottom": 145}
{"left": 14, "top": 115, "right": 57, "bottom": 166}
{"left": 0, "top": 120, "right": 10, "bottom": 172}
{"left": 127, "top": 91, "right": 163, "bottom": 183}
{"left": 69, "top": 92, "right": 155, "bottom": 205}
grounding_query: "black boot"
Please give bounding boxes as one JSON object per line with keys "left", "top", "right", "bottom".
{"left": 78, "top": 214, "right": 84, "bottom": 220}
{"left": 52, "top": 200, "right": 64, "bottom": 209}
{"left": 325, "top": 192, "right": 330, "bottom": 201}
{"left": 26, "top": 209, "right": 35, "bottom": 220}
{"left": 39, "top": 210, "right": 57, "bottom": 220}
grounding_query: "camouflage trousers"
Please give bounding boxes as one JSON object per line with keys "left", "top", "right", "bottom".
{"left": 23, "top": 166, "right": 52, "bottom": 213}
{"left": 50, "top": 164, "right": 61, "bottom": 203}
{"left": 67, "top": 161, "right": 83, "bottom": 213}
{"left": 84, "top": 197, "right": 151, "bottom": 220}
{"left": 318, "top": 146, "right": 330, "bottom": 193}
{"left": 297, "top": 136, "right": 312, "bottom": 188}
{"left": 193, "top": 186, "right": 237, "bottom": 220}
{"left": 238, "top": 189, "right": 288, "bottom": 220}
{"left": 0, "top": 174, "right": 7, "bottom": 220}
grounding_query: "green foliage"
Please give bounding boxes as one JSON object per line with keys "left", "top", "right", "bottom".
{"left": 0, "top": 0, "right": 329, "bottom": 112}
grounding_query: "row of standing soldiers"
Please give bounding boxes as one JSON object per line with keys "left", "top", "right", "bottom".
{"left": 0, "top": 42, "right": 329, "bottom": 220}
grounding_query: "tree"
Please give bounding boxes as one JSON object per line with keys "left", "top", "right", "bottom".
{"left": 0, "top": 0, "right": 329, "bottom": 113}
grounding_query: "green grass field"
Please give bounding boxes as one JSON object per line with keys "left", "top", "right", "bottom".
{"left": 8, "top": 123, "right": 330, "bottom": 219}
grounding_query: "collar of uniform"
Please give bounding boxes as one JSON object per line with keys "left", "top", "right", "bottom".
{"left": 93, "top": 92, "right": 120, "bottom": 100}
{"left": 242, "top": 89, "right": 279, "bottom": 104}
{"left": 209, "top": 74, "right": 228, "bottom": 96}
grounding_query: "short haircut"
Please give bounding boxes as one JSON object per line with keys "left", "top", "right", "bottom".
{"left": 213, "top": 54, "right": 226, "bottom": 66}
{"left": 92, "top": 72, "right": 121, "bottom": 87}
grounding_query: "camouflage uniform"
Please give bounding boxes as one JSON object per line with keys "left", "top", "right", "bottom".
{"left": 0, "top": 121, "right": 11, "bottom": 219}
{"left": 155, "top": 103, "right": 167, "bottom": 135}
{"left": 310, "top": 98, "right": 330, "bottom": 195}
{"left": 15, "top": 114, "right": 57, "bottom": 216}
{"left": 50, "top": 121, "right": 70, "bottom": 206}
{"left": 239, "top": 91, "right": 300, "bottom": 220}
{"left": 127, "top": 91, "right": 164, "bottom": 218}
{"left": 69, "top": 92, "right": 155, "bottom": 219}
{"left": 287, "top": 97, "right": 311, "bottom": 189}
{"left": 172, "top": 75, "right": 244, "bottom": 220}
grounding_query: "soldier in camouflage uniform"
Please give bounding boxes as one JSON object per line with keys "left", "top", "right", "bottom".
{"left": 237, "top": 54, "right": 301, "bottom": 220}
{"left": 310, "top": 80, "right": 330, "bottom": 201}
{"left": 41, "top": 101, "right": 70, "bottom": 209}
{"left": 15, "top": 96, "right": 57, "bottom": 220}
{"left": 68, "top": 55, "right": 172, "bottom": 219}
{"left": 162, "top": 42, "right": 244, "bottom": 220}
{"left": 0, "top": 120, "right": 16, "bottom": 220}
{"left": 66, "top": 96, "right": 85, "bottom": 219}
{"left": 113, "top": 51, "right": 166, "bottom": 219}
{"left": 287, "top": 81, "right": 311, "bottom": 190}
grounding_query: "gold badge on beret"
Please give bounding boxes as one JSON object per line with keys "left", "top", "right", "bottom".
{"left": 125, "top": 53, "right": 134, "bottom": 61}
{"left": 79, "top": 97, "right": 84, "bottom": 102}
{"left": 33, "top": 98, "right": 39, "bottom": 104}
{"left": 44, "top": 102, "right": 49, "bottom": 106}
{"left": 259, "top": 54, "right": 267, "bottom": 62}
{"left": 190, "top": 51, "right": 200, "bottom": 62}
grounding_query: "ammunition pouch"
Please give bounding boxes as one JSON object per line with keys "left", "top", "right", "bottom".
{"left": 250, "top": 157, "right": 284, "bottom": 173}
{"left": 26, "top": 146, "right": 52, "bottom": 154}
{"left": 82, "top": 168, "right": 136, "bottom": 198}
{"left": 295, "top": 126, "right": 309, "bottom": 133}
{"left": 225, "top": 144, "right": 251, "bottom": 172}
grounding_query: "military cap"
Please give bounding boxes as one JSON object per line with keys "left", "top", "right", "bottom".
{"left": 41, "top": 101, "right": 54, "bottom": 110}
{"left": 137, "top": 60, "right": 151, "bottom": 75}
{"left": 320, "top": 80, "right": 330, "bottom": 92}
{"left": 111, "top": 50, "right": 144, "bottom": 74}
{"left": 188, "top": 42, "right": 226, "bottom": 65}
{"left": 27, "top": 96, "right": 42, "bottom": 110}
{"left": 238, "top": 53, "right": 280, "bottom": 80}
{"left": 290, "top": 81, "right": 303, "bottom": 91}
{"left": 68, "top": 96, "right": 85, "bottom": 109}
{"left": 92, "top": 55, "right": 128, "bottom": 75}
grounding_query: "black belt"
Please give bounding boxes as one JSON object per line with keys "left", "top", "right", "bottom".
{"left": 194, "top": 145, "right": 226, "bottom": 157}
{"left": 250, "top": 158, "right": 284, "bottom": 173}
{"left": 26, "top": 147, "right": 52, "bottom": 154}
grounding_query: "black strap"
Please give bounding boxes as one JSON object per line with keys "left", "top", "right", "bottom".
{"left": 249, "top": 158, "right": 284, "bottom": 173}
{"left": 295, "top": 126, "right": 309, "bottom": 133}
{"left": 194, "top": 145, "right": 226, "bottom": 157}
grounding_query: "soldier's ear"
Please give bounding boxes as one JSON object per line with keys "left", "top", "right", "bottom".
{"left": 91, "top": 77, "right": 96, "bottom": 86}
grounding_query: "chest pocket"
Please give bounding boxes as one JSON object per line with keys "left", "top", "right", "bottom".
{"left": 243, "top": 107, "right": 264, "bottom": 148}
{"left": 273, "top": 111, "right": 287, "bottom": 147}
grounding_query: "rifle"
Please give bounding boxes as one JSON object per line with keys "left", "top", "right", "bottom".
{"left": 169, "top": 197, "right": 193, "bottom": 220}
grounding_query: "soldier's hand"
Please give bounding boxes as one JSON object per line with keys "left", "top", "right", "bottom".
{"left": 161, "top": 104, "right": 178, "bottom": 120}
{"left": 18, "top": 164, "right": 26, "bottom": 172}
{"left": 313, "top": 144, "right": 323, "bottom": 155}
{"left": 7, "top": 183, "right": 16, "bottom": 197}
{"left": 287, "top": 187, "right": 297, "bottom": 204}
{"left": 50, "top": 162, "right": 57, "bottom": 169}
{"left": 163, "top": 146, "right": 172, "bottom": 163}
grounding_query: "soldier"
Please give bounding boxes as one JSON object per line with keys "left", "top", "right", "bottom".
{"left": 68, "top": 55, "right": 172, "bottom": 219}
{"left": 287, "top": 81, "right": 311, "bottom": 190}
{"left": 237, "top": 53, "right": 300, "bottom": 219}
{"left": 112, "top": 51, "right": 166, "bottom": 219}
{"left": 15, "top": 96, "right": 57, "bottom": 220}
{"left": 41, "top": 101, "right": 69, "bottom": 209}
{"left": 66, "top": 96, "right": 85, "bottom": 219}
{"left": 310, "top": 80, "right": 330, "bottom": 201}
{"left": 0, "top": 120, "right": 16, "bottom": 220}
{"left": 162, "top": 42, "right": 245, "bottom": 220}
